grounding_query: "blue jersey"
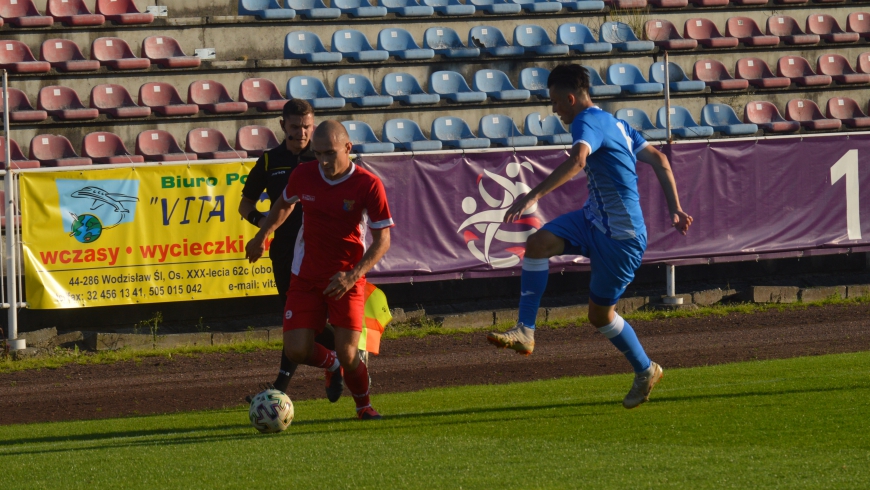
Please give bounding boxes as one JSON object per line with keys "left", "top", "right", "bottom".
{"left": 571, "top": 106, "right": 648, "bottom": 240}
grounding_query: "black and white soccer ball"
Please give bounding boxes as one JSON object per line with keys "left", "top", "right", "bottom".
{"left": 249, "top": 389, "right": 294, "bottom": 433}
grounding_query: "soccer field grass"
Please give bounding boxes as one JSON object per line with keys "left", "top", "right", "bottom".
{"left": 2, "top": 353, "right": 868, "bottom": 489}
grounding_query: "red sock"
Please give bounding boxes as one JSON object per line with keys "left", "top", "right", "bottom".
{"left": 343, "top": 361, "right": 371, "bottom": 411}
{"left": 304, "top": 343, "right": 338, "bottom": 370}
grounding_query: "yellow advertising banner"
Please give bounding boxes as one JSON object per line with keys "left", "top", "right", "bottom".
{"left": 19, "top": 162, "right": 278, "bottom": 309}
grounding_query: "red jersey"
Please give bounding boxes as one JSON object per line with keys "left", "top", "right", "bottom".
{"left": 282, "top": 161, "right": 393, "bottom": 281}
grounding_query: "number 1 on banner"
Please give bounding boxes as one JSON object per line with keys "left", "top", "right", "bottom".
{"left": 830, "top": 149, "right": 862, "bottom": 240}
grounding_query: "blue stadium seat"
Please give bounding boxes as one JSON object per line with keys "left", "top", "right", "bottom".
{"left": 285, "top": 0, "right": 340, "bottom": 18}
{"left": 656, "top": 106, "right": 715, "bottom": 139}
{"left": 599, "top": 22, "right": 655, "bottom": 52}
{"left": 238, "top": 0, "right": 296, "bottom": 19}
{"left": 648, "top": 62, "right": 705, "bottom": 93}
{"left": 332, "top": 0, "right": 387, "bottom": 17}
{"left": 382, "top": 73, "right": 440, "bottom": 105}
{"left": 287, "top": 76, "right": 346, "bottom": 109}
{"left": 379, "top": 0, "right": 434, "bottom": 16}
{"left": 384, "top": 119, "right": 443, "bottom": 151}
{"left": 524, "top": 112, "right": 571, "bottom": 145}
{"left": 342, "top": 121, "right": 395, "bottom": 153}
{"left": 469, "top": 0, "right": 521, "bottom": 14}
{"left": 607, "top": 64, "right": 663, "bottom": 95}
{"left": 431, "top": 116, "right": 490, "bottom": 149}
{"left": 378, "top": 28, "right": 435, "bottom": 60}
{"left": 332, "top": 30, "right": 389, "bottom": 62}
{"left": 479, "top": 114, "right": 538, "bottom": 147}
{"left": 701, "top": 103, "right": 758, "bottom": 136}
{"left": 615, "top": 108, "right": 668, "bottom": 141}
{"left": 474, "top": 69, "right": 530, "bottom": 101}
{"left": 424, "top": 27, "right": 480, "bottom": 58}
{"left": 519, "top": 67, "right": 550, "bottom": 98}
{"left": 422, "top": 0, "right": 475, "bottom": 15}
{"left": 514, "top": 25, "right": 569, "bottom": 55}
{"left": 430, "top": 71, "right": 487, "bottom": 103}
{"left": 335, "top": 74, "right": 393, "bottom": 107}
{"left": 468, "top": 26, "right": 524, "bottom": 57}
{"left": 284, "top": 31, "right": 342, "bottom": 63}
{"left": 557, "top": 23, "right": 612, "bottom": 54}
{"left": 583, "top": 65, "right": 622, "bottom": 97}
{"left": 513, "top": 0, "right": 561, "bottom": 13}
{"left": 557, "top": 0, "right": 604, "bottom": 11}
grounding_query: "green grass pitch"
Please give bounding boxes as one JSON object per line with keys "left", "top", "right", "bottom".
{"left": 2, "top": 352, "right": 869, "bottom": 489}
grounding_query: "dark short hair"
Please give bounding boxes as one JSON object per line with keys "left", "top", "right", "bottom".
{"left": 547, "top": 64, "right": 590, "bottom": 94}
{"left": 282, "top": 99, "right": 314, "bottom": 118}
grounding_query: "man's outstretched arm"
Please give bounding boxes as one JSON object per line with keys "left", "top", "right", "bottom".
{"left": 245, "top": 197, "right": 296, "bottom": 262}
{"left": 503, "top": 143, "right": 589, "bottom": 223}
{"left": 636, "top": 145, "right": 692, "bottom": 235}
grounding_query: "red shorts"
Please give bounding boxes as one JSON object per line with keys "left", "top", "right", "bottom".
{"left": 283, "top": 274, "right": 365, "bottom": 333}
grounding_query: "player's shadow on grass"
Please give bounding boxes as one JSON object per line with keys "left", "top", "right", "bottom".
{"left": 0, "top": 423, "right": 253, "bottom": 450}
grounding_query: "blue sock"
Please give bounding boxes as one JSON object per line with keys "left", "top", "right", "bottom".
{"left": 598, "top": 314, "right": 651, "bottom": 373}
{"left": 518, "top": 257, "right": 549, "bottom": 328}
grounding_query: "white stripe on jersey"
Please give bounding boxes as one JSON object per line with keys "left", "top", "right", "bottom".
{"left": 370, "top": 218, "right": 394, "bottom": 229}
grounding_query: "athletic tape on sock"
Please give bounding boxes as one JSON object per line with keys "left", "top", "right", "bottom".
{"left": 522, "top": 257, "right": 549, "bottom": 272}
{"left": 597, "top": 314, "right": 625, "bottom": 339}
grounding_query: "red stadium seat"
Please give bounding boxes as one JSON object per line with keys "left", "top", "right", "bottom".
{"left": 806, "top": 14, "right": 859, "bottom": 44}
{"left": 684, "top": 18, "right": 738, "bottom": 48}
{"left": 0, "top": 0, "right": 53, "bottom": 27}
{"left": 0, "top": 41, "right": 50, "bottom": 74}
{"left": 236, "top": 126, "right": 280, "bottom": 157}
{"left": 37, "top": 86, "right": 100, "bottom": 121}
{"left": 645, "top": 20, "right": 697, "bottom": 51}
{"left": 816, "top": 54, "right": 870, "bottom": 85}
{"left": 90, "top": 84, "right": 151, "bottom": 118}
{"left": 138, "top": 82, "right": 200, "bottom": 116}
{"left": 773, "top": 0, "right": 807, "bottom": 4}
{"left": 730, "top": 0, "right": 766, "bottom": 5}
{"left": 726, "top": 17, "right": 779, "bottom": 47}
{"left": 188, "top": 80, "right": 248, "bottom": 114}
{"left": 744, "top": 101, "right": 800, "bottom": 133}
{"left": 785, "top": 99, "right": 842, "bottom": 131}
{"left": 0, "top": 137, "right": 40, "bottom": 169}
{"left": 693, "top": 59, "right": 748, "bottom": 91}
{"left": 688, "top": 0, "right": 727, "bottom": 6}
{"left": 82, "top": 132, "right": 145, "bottom": 164}
{"left": 239, "top": 78, "right": 288, "bottom": 112}
{"left": 646, "top": 0, "right": 687, "bottom": 6}
{"left": 0, "top": 88, "right": 48, "bottom": 122}
{"left": 141, "top": 36, "right": 201, "bottom": 69}
{"left": 95, "top": 0, "right": 153, "bottom": 24}
{"left": 46, "top": 0, "right": 104, "bottom": 26}
{"left": 766, "top": 15, "right": 820, "bottom": 45}
{"left": 777, "top": 56, "right": 832, "bottom": 87}
{"left": 735, "top": 58, "right": 791, "bottom": 89}
{"left": 0, "top": 190, "right": 21, "bottom": 229}
{"left": 136, "top": 130, "right": 198, "bottom": 162}
{"left": 826, "top": 97, "right": 870, "bottom": 129}
{"left": 858, "top": 53, "right": 870, "bottom": 74}
{"left": 40, "top": 39, "right": 100, "bottom": 72}
{"left": 186, "top": 128, "right": 248, "bottom": 160}
{"left": 604, "top": 0, "right": 647, "bottom": 8}
{"left": 29, "top": 134, "right": 93, "bottom": 167}
{"left": 91, "top": 37, "right": 150, "bottom": 70}
{"left": 847, "top": 13, "right": 870, "bottom": 40}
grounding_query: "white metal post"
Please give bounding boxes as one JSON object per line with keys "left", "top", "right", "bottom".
{"left": 3, "top": 70, "right": 23, "bottom": 351}
{"left": 662, "top": 264, "right": 683, "bottom": 305}
{"left": 663, "top": 52, "right": 672, "bottom": 144}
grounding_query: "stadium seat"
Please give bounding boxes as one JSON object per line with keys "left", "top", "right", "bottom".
{"left": 773, "top": 0, "right": 808, "bottom": 4}
{"left": 91, "top": 38, "right": 150, "bottom": 70}
{"left": 647, "top": 0, "right": 688, "bottom": 6}
{"left": 523, "top": 112, "right": 570, "bottom": 145}
{"left": 1, "top": 88, "right": 48, "bottom": 122}
{"left": 656, "top": 106, "right": 714, "bottom": 139}
{"left": 382, "top": 73, "right": 440, "bottom": 105}
{"left": 423, "top": 0, "right": 475, "bottom": 15}
{"left": 136, "top": 130, "right": 198, "bottom": 162}
{"left": 342, "top": 121, "right": 395, "bottom": 153}
{"left": 479, "top": 114, "right": 538, "bottom": 147}
{"left": 0, "top": 41, "right": 50, "bottom": 74}
{"left": 614, "top": 108, "right": 668, "bottom": 141}
{"left": 331, "top": 30, "right": 389, "bottom": 62}
{"left": 688, "top": 0, "right": 726, "bottom": 6}
{"left": 285, "top": 0, "right": 340, "bottom": 18}
{"left": 335, "top": 74, "right": 393, "bottom": 107}
{"left": 513, "top": 0, "right": 562, "bottom": 13}
{"left": 287, "top": 76, "right": 346, "bottom": 109}
{"left": 29, "top": 134, "right": 92, "bottom": 167}
{"left": 474, "top": 69, "right": 530, "bottom": 101}
{"left": 648, "top": 62, "right": 705, "bottom": 93}
{"left": 138, "top": 82, "right": 200, "bottom": 116}
{"left": 284, "top": 31, "right": 342, "bottom": 63}
{"left": 40, "top": 39, "right": 100, "bottom": 72}
{"left": 558, "top": 0, "right": 605, "bottom": 11}
{"left": 514, "top": 25, "right": 569, "bottom": 55}
{"left": 766, "top": 16, "right": 820, "bottom": 45}
{"left": 556, "top": 23, "right": 611, "bottom": 54}
{"left": 806, "top": 14, "right": 859, "bottom": 44}
{"left": 519, "top": 67, "right": 551, "bottom": 98}
{"left": 0, "top": 137, "right": 40, "bottom": 169}
{"left": 700, "top": 104, "right": 758, "bottom": 136}
{"left": 37, "top": 86, "right": 99, "bottom": 120}
{"left": 468, "top": 0, "right": 521, "bottom": 14}
{"left": 726, "top": 17, "right": 779, "bottom": 47}
{"left": 186, "top": 128, "right": 248, "bottom": 160}
{"left": 238, "top": 0, "right": 297, "bottom": 19}
{"left": 847, "top": 13, "right": 870, "bottom": 40}
{"left": 468, "top": 26, "right": 524, "bottom": 57}
{"left": 859, "top": 53, "right": 870, "bottom": 74}
{"left": 744, "top": 101, "right": 800, "bottom": 133}
{"left": 82, "top": 132, "right": 144, "bottom": 164}
{"left": 424, "top": 27, "right": 480, "bottom": 58}
{"left": 826, "top": 97, "right": 870, "bottom": 129}
{"left": 817, "top": 54, "right": 870, "bottom": 85}
{"left": 607, "top": 0, "right": 647, "bottom": 7}
{"left": 777, "top": 56, "right": 832, "bottom": 87}
{"left": 333, "top": 0, "right": 387, "bottom": 17}
{"left": 731, "top": 0, "right": 767, "bottom": 5}
{"left": 46, "top": 0, "right": 104, "bottom": 26}
{"left": 0, "top": 189, "right": 20, "bottom": 229}
{"left": 430, "top": 71, "right": 487, "bottom": 103}
{"left": 693, "top": 60, "right": 749, "bottom": 91}
{"left": 785, "top": 99, "right": 841, "bottom": 131}
{"left": 599, "top": 22, "right": 654, "bottom": 52}
{"left": 0, "top": 0, "right": 53, "bottom": 27}
{"left": 142, "top": 36, "right": 201, "bottom": 69}
{"left": 685, "top": 18, "right": 738, "bottom": 48}
{"left": 95, "top": 0, "right": 153, "bottom": 24}
{"left": 607, "top": 64, "right": 663, "bottom": 95}
{"left": 239, "top": 78, "right": 288, "bottom": 111}
{"left": 735, "top": 58, "right": 791, "bottom": 89}
{"left": 236, "top": 126, "right": 280, "bottom": 157}
{"left": 378, "top": 28, "right": 435, "bottom": 60}
{"left": 645, "top": 20, "right": 698, "bottom": 50}
{"left": 384, "top": 119, "right": 442, "bottom": 151}
{"left": 379, "top": 0, "right": 434, "bottom": 16}
{"left": 431, "top": 116, "right": 490, "bottom": 149}
{"left": 584, "top": 65, "right": 622, "bottom": 97}
{"left": 188, "top": 80, "right": 249, "bottom": 114}
{"left": 90, "top": 84, "right": 151, "bottom": 118}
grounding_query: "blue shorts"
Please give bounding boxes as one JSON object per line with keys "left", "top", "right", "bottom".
{"left": 542, "top": 210, "right": 646, "bottom": 306}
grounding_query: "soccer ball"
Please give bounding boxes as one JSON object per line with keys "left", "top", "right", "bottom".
{"left": 249, "top": 389, "right": 294, "bottom": 433}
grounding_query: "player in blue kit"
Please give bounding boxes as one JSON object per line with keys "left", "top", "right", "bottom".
{"left": 487, "top": 64, "right": 693, "bottom": 408}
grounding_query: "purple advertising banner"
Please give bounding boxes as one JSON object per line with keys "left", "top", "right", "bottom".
{"left": 359, "top": 133, "right": 870, "bottom": 283}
